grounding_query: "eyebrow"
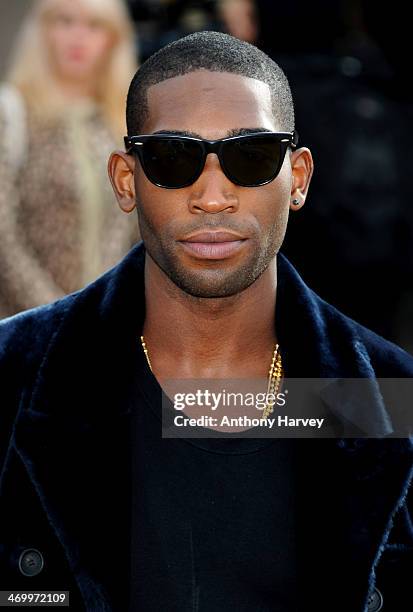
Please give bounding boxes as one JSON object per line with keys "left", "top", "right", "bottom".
{"left": 152, "top": 127, "right": 274, "bottom": 138}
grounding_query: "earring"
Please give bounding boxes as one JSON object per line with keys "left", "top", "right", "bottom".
{"left": 292, "top": 198, "right": 300, "bottom": 206}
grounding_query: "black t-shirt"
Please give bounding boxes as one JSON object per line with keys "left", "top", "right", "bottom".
{"left": 129, "top": 345, "right": 298, "bottom": 612}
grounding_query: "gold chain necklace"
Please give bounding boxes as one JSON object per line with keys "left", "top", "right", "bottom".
{"left": 139, "top": 335, "right": 282, "bottom": 420}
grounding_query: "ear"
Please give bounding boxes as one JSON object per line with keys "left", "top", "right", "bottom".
{"left": 108, "top": 151, "right": 136, "bottom": 213}
{"left": 289, "top": 147, "right": 314, "bottom": 211}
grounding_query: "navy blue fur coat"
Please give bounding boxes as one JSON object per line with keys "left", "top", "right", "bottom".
{"left": 0, "top": 242, "right": 412, "bottom": 612}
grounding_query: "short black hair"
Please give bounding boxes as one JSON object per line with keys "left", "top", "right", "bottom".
{"left": 126, "top": 31, "right": 294, "bottom": 135}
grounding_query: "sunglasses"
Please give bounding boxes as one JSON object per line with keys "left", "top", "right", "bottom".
{"left": 124, "top": 131, "right": 298, "bottom": 189}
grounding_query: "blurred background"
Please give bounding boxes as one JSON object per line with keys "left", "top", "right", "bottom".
{"left": 1, "top": 0, "right": 412, "bottom": 353}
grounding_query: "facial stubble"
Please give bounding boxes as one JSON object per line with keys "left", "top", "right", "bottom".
{"left": 136, "top": 201, "right": 289, "bottom": 299}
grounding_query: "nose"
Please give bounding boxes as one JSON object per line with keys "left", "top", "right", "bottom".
{"left": 69, "top": 20, "right": 91, "bottom": 42}
{"left": 188, "top": 153, "right": 239, "bottom": 214}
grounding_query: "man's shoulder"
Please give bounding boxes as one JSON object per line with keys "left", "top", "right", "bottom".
{"left": 0, "top": 241, "right": 146, "bottom": 366}
{"left": 319, "top": 292, "right": 413, "bottom": 377}
{"left": 277, "top": 252, "right": 413, "bottom": 377}
{"left": 0, "top": 268, "right": 110, "bottom": 365}
{"left": 0, "top": 294, "right": 75, "bottom": 366}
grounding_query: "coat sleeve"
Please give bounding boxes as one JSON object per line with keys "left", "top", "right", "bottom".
{"left": 0, "top": 92, "right": 64, "bottom": 315}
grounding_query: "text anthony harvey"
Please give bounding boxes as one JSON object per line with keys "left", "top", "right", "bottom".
{"left": 174, "top": 415, "right": 326, "bottom": 429}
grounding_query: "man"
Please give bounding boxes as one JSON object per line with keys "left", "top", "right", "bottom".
{"left": 0, "top": 31, "right": 412, "bottom": 612}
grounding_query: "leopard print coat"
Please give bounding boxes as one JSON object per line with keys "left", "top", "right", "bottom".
{"left": 0, "top": 86, "right": 139, "bottom": 318}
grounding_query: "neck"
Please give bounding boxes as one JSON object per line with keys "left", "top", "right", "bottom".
{"left": 142, "top": 254, "right": 278, "bottom": 379}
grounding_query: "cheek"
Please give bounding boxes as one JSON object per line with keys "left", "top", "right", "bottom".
{"left": 254, "top": 180, "right": 290, "bottom": 227}
{"left": 46, "top": 26, "right": 69, "bottom": 57}
{"left": 135, "top": 174, "right": 174, "bottom": 231}
{"left": 86, "top": 31, "right": 113, "bottom": 64}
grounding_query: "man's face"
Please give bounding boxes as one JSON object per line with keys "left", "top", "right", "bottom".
{"left": 134, "top": 70, "right": 294, "bottom": 298}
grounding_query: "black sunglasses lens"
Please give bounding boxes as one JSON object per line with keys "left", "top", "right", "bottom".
{"left": 222, "top": 136, "right": 283, "bottom": 186}
{"left": 141, "top": 138, "right": 203, "bottom": 187}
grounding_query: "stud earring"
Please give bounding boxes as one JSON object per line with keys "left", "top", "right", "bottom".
{"left": 292, "top": 198, "right": 300, "bottom": 206}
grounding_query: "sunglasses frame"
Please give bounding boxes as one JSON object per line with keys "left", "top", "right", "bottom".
{"left": 123, "top": 131, "right": 299, "bottom": 189}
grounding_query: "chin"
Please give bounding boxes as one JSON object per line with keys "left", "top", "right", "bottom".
{"left": 60, "top": 63, "right": 94, "bottom": 80}
{"left": 171, "top": 269, "right": 259, "bottom": 299}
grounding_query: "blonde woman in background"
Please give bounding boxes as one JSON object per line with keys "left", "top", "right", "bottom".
{"left": 0, "top": 0, "right": 139, "bottom": 318}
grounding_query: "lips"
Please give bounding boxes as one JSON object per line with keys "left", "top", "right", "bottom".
{"left": 179, "top": 230, "right": 247, "bottom": 260}
{"left": 183, "top": 231, "right": 245, "bottom": 243}
{"left": 67, "top": 48, "right": 87, "bottom": 61}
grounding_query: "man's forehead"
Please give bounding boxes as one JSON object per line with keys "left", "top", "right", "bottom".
{"left": 143, "top": 70, "right": 276, "bottom": 135}
{"left": 147, "top": 69, "right": 271, "bottom": 92}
